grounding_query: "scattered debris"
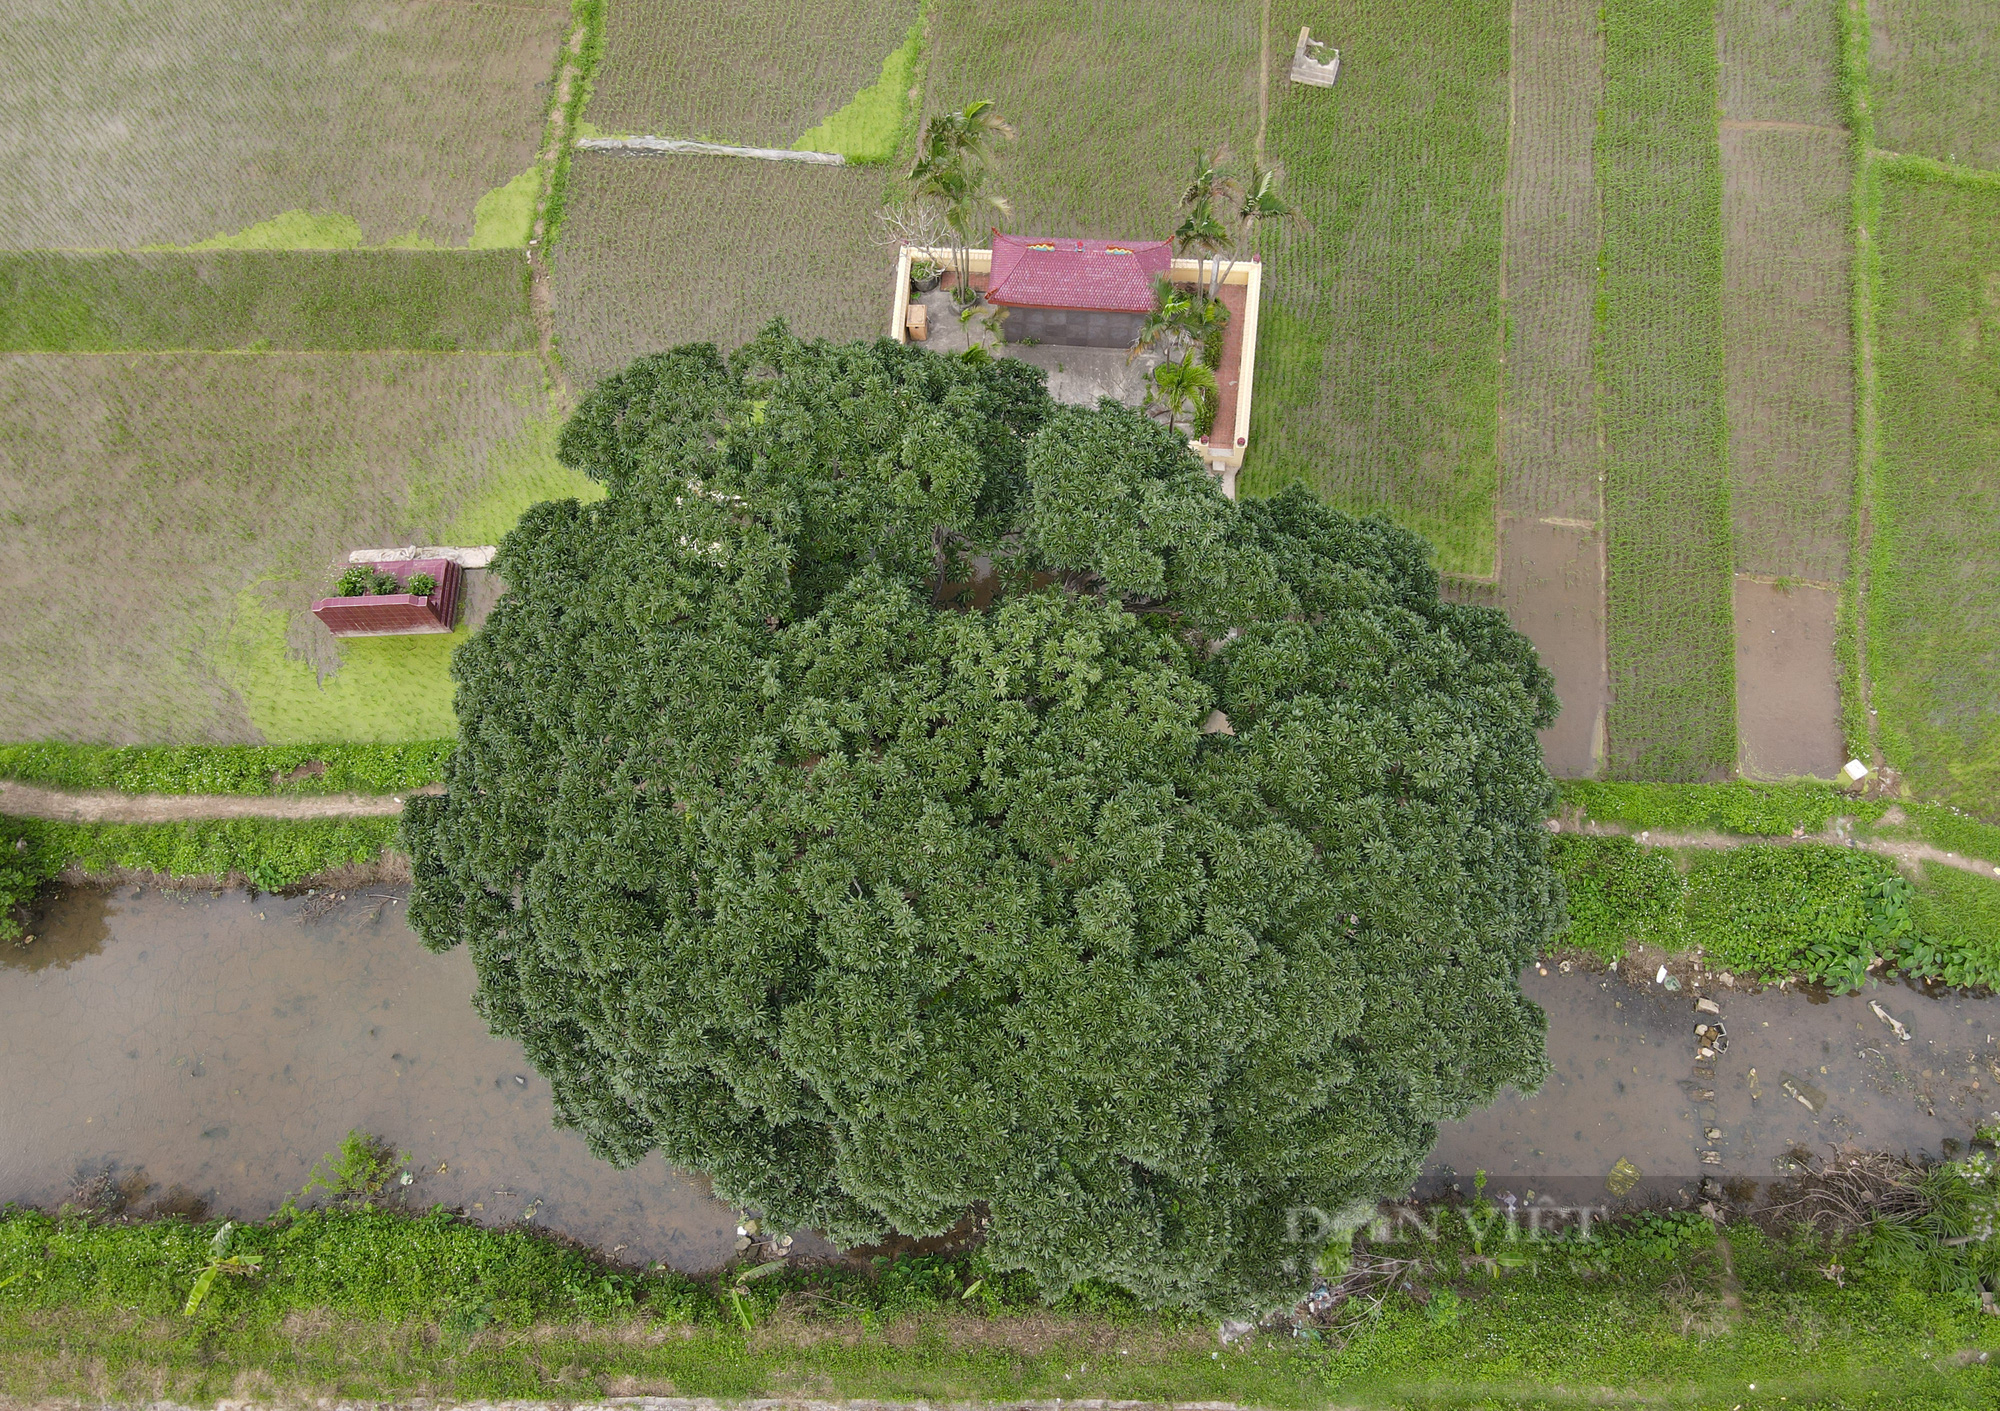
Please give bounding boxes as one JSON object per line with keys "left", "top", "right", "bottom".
{"left": 1870, "top": 1000, "right": 1912, "bottom": 1043}
{"left": 1606, "top": 1158, "right": 1641, "bottom": 1196}
{"left": 1696, "top": 997, "right": 1722, "bottom": 1015}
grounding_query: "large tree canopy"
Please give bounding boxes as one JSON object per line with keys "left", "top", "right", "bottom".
{"left": 407, "top": 322, "right": 1562, "bottom": 1312}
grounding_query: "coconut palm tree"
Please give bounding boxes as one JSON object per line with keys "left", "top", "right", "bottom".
{"left": 909, "top": 102, "right": 1015, "bottom": 303}
{"left": 1210, "top": 162, "right": 1296, "bottom": 298}
{"left": 1150, "top": 352, "right": 1218, "bottom": 436}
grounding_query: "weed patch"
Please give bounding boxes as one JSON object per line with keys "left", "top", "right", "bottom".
{"left": 1, "top": 815, "right": 399, "bottom": 898}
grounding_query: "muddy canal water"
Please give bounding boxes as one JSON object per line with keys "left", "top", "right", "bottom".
{"left": 5, "top": 887, "right": 1996, "bottom": 1259}
{"left": 0, "top": 884, "right": 740, "bottom": 1270}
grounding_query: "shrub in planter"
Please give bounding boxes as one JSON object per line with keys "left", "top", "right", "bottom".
{"left": 369, "top": 570, "right": 403, "bottom": 595}
{"left": 335, "top": 565, "right": 375, "bottom": 598}
{"left": 406, "top": 572, "right": 437, "bottom": 597}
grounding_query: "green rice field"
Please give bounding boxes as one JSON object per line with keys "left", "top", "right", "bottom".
{"left": 1870, "top": 0, "right": 2000, "bottom": 171}
{"left": 0, "top": 0, "right": 565, "bottom": 251}
{"left": 1865, "top": 163, "right": 2000, "bottom": 816}
{"left": 0, "top": 252, "right": 534, "bottom": 354}
{"left": 586, "top": 0, "right": 919, "bottom": 151}
{"left": 549, "top": 155, "right": 891, "bottom": 383}
{"left": 922, "top": 0, "right": 1260, "bottom": 237}
{"left": 1596, "top": 0, "right": 1737, "bottom": 781}
{"left": 1240, "top": 0, "right": 1510, "bottom": 579}
{"left": 0, "top": 352, "right": 594, "bottom": 745}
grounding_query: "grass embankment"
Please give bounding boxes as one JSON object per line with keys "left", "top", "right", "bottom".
{"left": 0, "top": 251, "right": 534, "bottom": 353}
{"left": 0, "top": 816, "right": 401, "bottom": 937}
{"left": 1596, "top": 0, "right": 1737, "bottom": 781}
{"left": 1, "top": 1203, "right": 1992, "bottom": 1407}
{"left": 0, "top": 743, "right": 450, "bottom": 796}
{"left": 1241, "top": 0, "right": 1509, "bottom": 578}
{"left": 1552, "top": 780, "right": 2000, "bottom": 987}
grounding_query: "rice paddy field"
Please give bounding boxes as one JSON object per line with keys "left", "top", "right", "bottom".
{"left": 922, "top": 0, "right": 1261, "bottom": 238}
{"left": 548, "top": 155, "right": 891, "bottom": 383}
{"left": 1865, "top": 165, "right": 2000, "bottom": 817}
{"left": 0, "top": 353, "right": 592, "bottom": 745}
{"left": 1870, "top": 0, "right": 1999, "bottom": 170}
{"left": 0, "top": 0, "right": 565, "bottom": 250}
{"left": 1595, "top": 0, "right": 1736, "bottom": 781}
{"left": 587, "top": 0, "right": 920, "bottom": 150}
{"left": 1239, "top": 0, "right": 1510, "bottom": 579}
{"left": 0, "top": 253, "right": 534, "bottom": 354}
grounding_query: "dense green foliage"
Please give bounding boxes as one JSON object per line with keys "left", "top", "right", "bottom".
{"left": 1550, "top": 834, "right": 2000, "bottom": 989}
{"left": 2, "top": 1203, "right": 1993, "bottom": 1407}
{"left": 1866, "top": 162, "right": 2000, "bottom": 817}
{"left": 1597, "top": 0, "right": 1737, "bottom": 780}
{"left": 0, "top": 252, "right": 533, "bottom": 353}
{"left": 1242, "top": 0, "right": 1509, "bottom": 577}
{"left": 1558, "top": 779, "right": 1877, "bottom": 837}
{"left": 406, "top": 323, "right": 1564, "bottom": 1313}
{"left": 0, "top": 742, "right": 450, "bottom": 796}
{"left": 0, "top": 815, "right": 398, "bottom": 901}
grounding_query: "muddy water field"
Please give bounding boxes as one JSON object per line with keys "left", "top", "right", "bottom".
{"left": 0, "top": 884, "right": 743, "bottom": 1271}
{"left": 4, "top": 885, "right": 1994, "bottom": 1264}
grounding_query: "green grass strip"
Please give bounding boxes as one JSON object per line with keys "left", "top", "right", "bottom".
{"left": 1597, "top": 0, "right": 1737, "bottom": 781}
{"left": 0, "top": 1206, "right": 1989, "bottom": 1406}
{"left": 1838, "top": 0, "right": 1879, "bottom": 763}
{"left": 1558, "top": 779, "right": 1883, "bottom": 836}
{"left": 0, "top": 252, "right": 534, "bottom": 353}
{"left": 0, "top": 742, "right": 449, "bottom": 796}
{"left": 1, "top": 817, "right": 400, "bottom": 922}
{"left": 541, "top": 0, "right": 607, "bottom": 262}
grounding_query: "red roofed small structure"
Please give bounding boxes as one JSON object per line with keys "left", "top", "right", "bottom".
{"left": 984, "top": 233, "right": 1173, "bottom": 349}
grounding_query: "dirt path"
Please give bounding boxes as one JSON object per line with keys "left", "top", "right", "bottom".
{"left": 1556, "top": 816, "right": 2000, "bottom": 881}
{"left": 0, "top": 781, "right": 417, "bottom": 824}
{"left": 524, "top": 12, "right": 590, "bottom": 400}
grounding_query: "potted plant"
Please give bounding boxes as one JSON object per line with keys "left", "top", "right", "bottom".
{"left": 910, "top": 257, "right": 945, "bottom": 293}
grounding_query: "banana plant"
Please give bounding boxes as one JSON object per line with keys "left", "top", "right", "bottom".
{"left": 183, "top": 1221, "right": 264, "bottom": 1316}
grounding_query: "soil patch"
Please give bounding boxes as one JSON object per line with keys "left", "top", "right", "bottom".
{"left": 0, "top": 781, "right": 409, "bottom": 823}
{"left": 1733, "top": 578, "right": 1844, "bottom": 780}
{"left": 1498, "top": 518, "right": 1606, "bottom": 780}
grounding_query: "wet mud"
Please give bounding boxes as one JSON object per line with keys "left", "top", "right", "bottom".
{"left": 1426, "top": 966, "right": 2000, "bottom": 1209}
{"left": 0, "top": 884, "right": 741, "bottom": 1271}
{"left": 1734, "top": 577, "right": 1844, "bottom": 780}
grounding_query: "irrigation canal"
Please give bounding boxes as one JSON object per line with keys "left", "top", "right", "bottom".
{"left": 3, "top": 884, "right": 1993, "bottom": 1268}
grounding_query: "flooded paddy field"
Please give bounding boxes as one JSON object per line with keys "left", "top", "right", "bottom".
{"left": 6, "top": 884, "right": 1994, "bottom": 1259}
{"left": 0, "top": 884, "right": 744, "bottom": 1271}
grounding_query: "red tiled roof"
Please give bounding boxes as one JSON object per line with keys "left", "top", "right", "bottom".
{"left": 985, "top": 233, "right": 1172, "bottom": 314}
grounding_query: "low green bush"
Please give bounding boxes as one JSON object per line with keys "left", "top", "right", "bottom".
{"left": 0, "top": 815, "right": 398, "bottom": 897}
{"left": 1684, "top": 845, "right": 1901, "bottom": 985}
{"left": 1905, "top": 865, "right": 2000, "bottom": 989}
{"left": 0, "top": 742, "right": 450, "bottom": 795}
{"left": 1557, "top": 779, "right": 1880, "bottom": 836}
{"left": 1549, "top": 834, "right": 1685, "bottom": 958}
